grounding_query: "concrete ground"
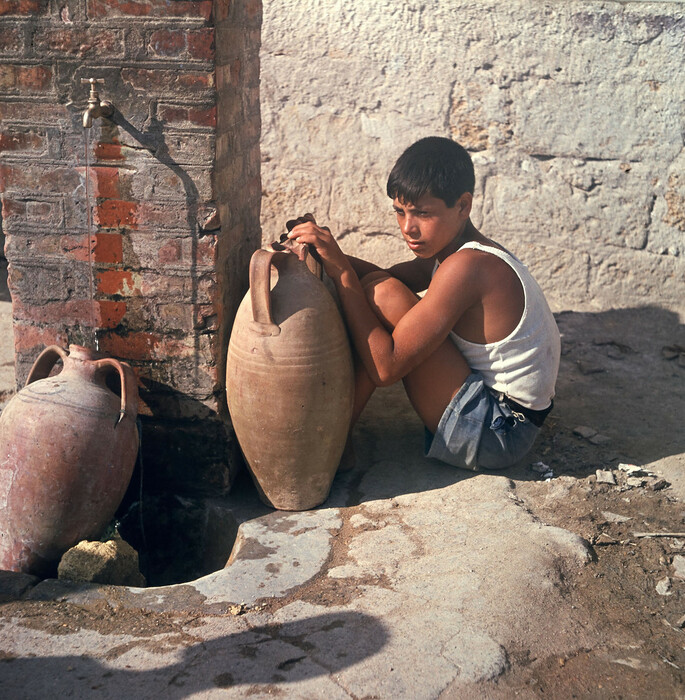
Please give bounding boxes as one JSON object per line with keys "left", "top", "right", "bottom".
{"left": 0, "top": 304, "right": 684, "bottom": 698}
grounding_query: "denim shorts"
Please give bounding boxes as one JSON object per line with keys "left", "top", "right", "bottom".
{"left": 424, "top": 372, "right": 541, "bottom": 471}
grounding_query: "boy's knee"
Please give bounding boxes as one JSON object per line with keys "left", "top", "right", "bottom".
{"left": 360, "top": 271, "right": 396, "bottom": 306}
{"left": 360, "top": 270, "right": 392, "bottom": 290}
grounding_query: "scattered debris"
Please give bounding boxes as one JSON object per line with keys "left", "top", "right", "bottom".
{"left": 651, "top": 479, "right": 671, "bottom": 491}
{"left": 662, "top": 344, "right": 685, "bottom": 366}
{"left": 588, "top": 433, "right": 611, "bottom": 445}
{"left": 572, "top": 425, "right": 611, "bottom": 445}
{"left": 596, "top": 469, "right": 617, "bottom": 485}
{"left": 594, "top": 532, "right": 619, "bottom": 546}
{"left": 612, "top": 657, "right": 654, "bottom": 670}
{"left": 573, "top": 425, "right": 597, "bottom": 439}
{"left": 633, "top": 532, "right": 685, "bottom": 539}
{"left": 577, "top": 361, "right": 605, "bottom": 375}
{"left": 593, "top": 339, "right": 635, "bottom": 355}
{"left": 626, "top": 476, "right": 646, "bottom": 488}
{"left": 656, "top": 577, "right": 673, "bottom": 596}
{"left": 602, "top": 511, "right": 631, "bottom": 523}
{"left": 531, "top": 461, "right": 554, "bottom": 480}
{"left": 618, "top": 463, "right": 650, "bottom": 477}
{"left": 672, "top": 555, "right": 685, "bottom": 580}
{"left": 227, "top": 604, "right": 247, "bottom": 616}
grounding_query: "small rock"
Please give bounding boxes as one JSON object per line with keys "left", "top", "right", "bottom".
{"left": 58, "top": 535, "right": 146, "bottom": 587}
{"left": 656, "top": 577, "right": 673, "bottom": 596}
{"left": 596, "top": 469, "right": 617, "bottom": 485}
{"left": 618, "top": 463, "right": 649, "bottom": 477}
{"left": 602, "top": 511, "right": 631, "bottom": 523}
{"left": 626, "top": 477, "right": 646, "bottom": 488}
{"left": 588, "top": 433, "right": 611, "bottom": 445}
{"left": 531, "top": 461, "right": 551, "bottom": 474}
{"left": 595, "top": 533, "right": 618, "bottom": 545}
{"left": 651, "top": 479, "right": 670, "bottom": 491}
{"left": 531, "top": 461, "right": 554, "bottom": 479}
{"left": 672, "top": 555, "right": 685, "bottom": 580}
{"left": 662, "top": 344, "right": 685, "bottom": 360}
{"left": 577, "top": 362, "right": 604, "bottom": 375}
{"left": 573, "top": 426, "right": 597, "bottom": 439}
{"left": 676, "top": 614, "right": 685, "bottom": 629}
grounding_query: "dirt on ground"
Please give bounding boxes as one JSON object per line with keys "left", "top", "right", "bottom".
{"left": 0, "top": 303, "right": 683, "bottom": 697}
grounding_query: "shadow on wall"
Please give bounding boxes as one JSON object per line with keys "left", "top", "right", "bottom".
{"left": 0, "top": 612, "right": 389, "bottom": 694}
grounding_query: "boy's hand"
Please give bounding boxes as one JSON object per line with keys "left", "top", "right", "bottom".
{"left": 286, "top": 214, "right": 351, "bottom": 278}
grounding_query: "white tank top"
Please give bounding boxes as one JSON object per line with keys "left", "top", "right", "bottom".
{"left": 437, "top": 241, "right": 560, "bottom": 410}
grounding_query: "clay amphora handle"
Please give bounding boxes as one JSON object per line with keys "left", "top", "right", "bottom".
{"left": 249, "top": 248, "right": 287, "bottom": 337}
{"left": 25, "top": 345, "right": 70, "bottom": 385}
{"left": 93, "top": 358, "right": 137, "bottom": 426}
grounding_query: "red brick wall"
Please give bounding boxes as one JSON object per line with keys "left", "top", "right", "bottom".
{"left": 0, "top": 0, "right": 262, "bottom": 495}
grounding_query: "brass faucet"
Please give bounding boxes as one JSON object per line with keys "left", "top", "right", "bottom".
{"left": 81, "top": 78, "right": 114, "bottom": 129}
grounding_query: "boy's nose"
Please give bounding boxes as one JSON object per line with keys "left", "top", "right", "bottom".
{"left": 402, "top": 216, "right": 418, "bottom": 237}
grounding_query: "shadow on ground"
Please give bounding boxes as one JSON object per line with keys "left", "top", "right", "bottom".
{"left": 0, "top": 611, "right": 388, "bottom": 696}
{"left": 327, "top": 304, "right": 684, "bottom": 505}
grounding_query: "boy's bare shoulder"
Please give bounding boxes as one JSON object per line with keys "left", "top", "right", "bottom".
{"left": 431, "top": 243, "right": 515, "bottom": 294}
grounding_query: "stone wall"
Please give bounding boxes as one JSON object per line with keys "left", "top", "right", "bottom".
{"left": 260, "top": 0, "right": 684, "bottom": 314}
{"left": 0, "top": 0, "right": 262, "bottom": 495}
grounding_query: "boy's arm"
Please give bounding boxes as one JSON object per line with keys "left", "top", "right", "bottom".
{"left": 346, "top": 256, "right": 433, "bottom": 293}
{"left": 288, "top": 222, "right": 480, "bottom": 386}
{"left": 386, "top": 258, "right": 434, "bottom": 293}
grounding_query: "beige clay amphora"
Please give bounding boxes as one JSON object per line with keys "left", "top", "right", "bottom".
{"left": 226, "top": 248, "right": 354, "bottom": 510}
{"left": 0, "top": 344, "right": 139, "bottom": 576}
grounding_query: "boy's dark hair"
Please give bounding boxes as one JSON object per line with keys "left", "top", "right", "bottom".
{"left": 386, "top": 137, "right": 475, "bottom": 208}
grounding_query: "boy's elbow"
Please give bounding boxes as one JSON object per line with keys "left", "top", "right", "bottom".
{"left": 374, "top": 367, "right": 398, "bottom": 387}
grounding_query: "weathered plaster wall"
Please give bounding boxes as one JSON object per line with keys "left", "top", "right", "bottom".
{"left": 260, "top": 0, "right": 684, "bottom": 313}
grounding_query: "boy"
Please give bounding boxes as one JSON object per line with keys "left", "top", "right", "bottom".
{"left": 287, "top": 137, "right": 560, "bottom": 470}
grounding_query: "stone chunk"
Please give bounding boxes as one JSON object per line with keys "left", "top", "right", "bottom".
{"left": 602, "top": 511, "right": 630, "bottom": 523}
{"left": 625, "top": 476, "right": 646, "bottom": 488}
{"left": 58, "top": 536, "right": 146, "bottom": 587}
{"left": 672, "top": 555, "right": 685, "bottom": 580}
{"left": 618, "top": 463, "right": 649, "bottom": 477}
{"left": 596, "top": 470, "right": 617, "bottom": 485}
{"left": 573, "top": 425, "right": 597, "bottom": 439}
{"left": 656, "top": 577, "right": 673, "bottom": 596}
{"left": 588, "top": 433, "right": 611, "bottom": 445}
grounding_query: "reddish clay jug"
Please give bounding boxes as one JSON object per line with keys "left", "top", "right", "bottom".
{"left": 226, "top": 249, "right": 354, "bottom": 510}
{"left": 0, "top": 344, "right": 139, "bottom": 576}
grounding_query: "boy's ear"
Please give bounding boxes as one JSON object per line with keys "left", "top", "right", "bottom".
{"left": 458, "top": 192, "right": 473, "bottom": 217}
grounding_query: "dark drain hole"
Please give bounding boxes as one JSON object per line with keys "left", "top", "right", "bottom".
{"left": 117, "top": 494, "right": 239, "bottom": 587}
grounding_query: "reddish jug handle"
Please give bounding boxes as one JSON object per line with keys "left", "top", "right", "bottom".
{"left": 25, "top": 345, "right": 69, "bottom": 385}
{"left": 249, "top": 248, "right": 286, "bottom": 337}
{"left": 93, "top": 358, "right": 137, "bottom": 426}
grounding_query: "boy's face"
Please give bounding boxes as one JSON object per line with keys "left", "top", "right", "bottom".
{"left": 392, "top": 193, "right": 470, "bottom": 259}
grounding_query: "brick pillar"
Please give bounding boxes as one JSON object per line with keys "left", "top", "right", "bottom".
{"left": 0, "top": 0, "right": 262, "bottom": 496}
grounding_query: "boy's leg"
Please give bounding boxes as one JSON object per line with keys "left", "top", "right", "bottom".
{"left": 356, "top": 271, "right": 472, "bottom": 434}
